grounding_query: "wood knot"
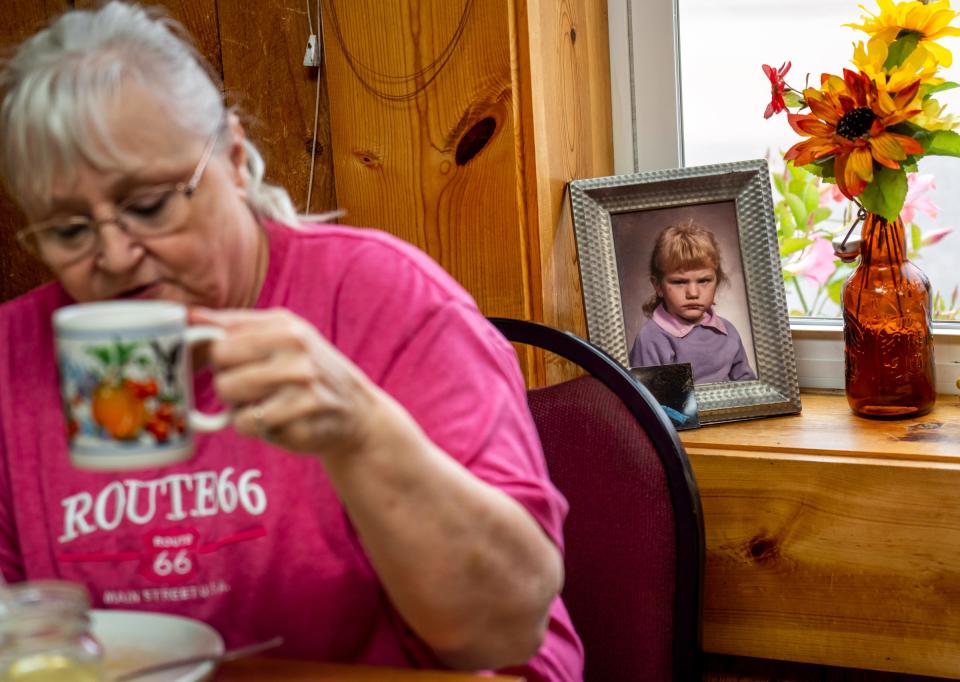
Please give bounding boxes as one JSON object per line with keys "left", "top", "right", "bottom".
{"left": 570, "top": 27, "right": 577, "bottom": 44}
{"left": 352, "top": 149, "right": 382, "bottom": 169}
{"left": 746, "top": 535, "right": 780, "bottom": 565}
{"left": 894, "top": 421, "right": 946, "bottom": 442}
{"left": 455, "top": 117, "right": 497, "bottom": 166}
{"left": 907, "top": 421, "right": 942, "bottom": 431}
{"left": 304, "top": 138, "right": 325, "bottom": 157}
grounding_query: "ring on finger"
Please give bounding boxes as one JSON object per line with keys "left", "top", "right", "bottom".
{"left": 252, "top": 404, "right": 268, "bottom": 438}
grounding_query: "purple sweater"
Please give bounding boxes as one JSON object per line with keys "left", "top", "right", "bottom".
{"left": 629, "top": 308, "right": 756, "bottom": 383}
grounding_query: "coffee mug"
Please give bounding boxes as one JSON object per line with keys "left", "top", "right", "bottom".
{"left": 53, "top": 301, "right": 228, "bottom": 470}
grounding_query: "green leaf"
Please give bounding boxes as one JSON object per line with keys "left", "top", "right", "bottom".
{"left": 783, "top": 90, "right": 804, "bottom": 108}
{"left": 827, "top": 278, "right": 845, "bottom": 305}
{"left": 86, "top": 347, "right": 113, "bottom": 367}
{"left": 114, "top": 341, "right": 139, "bottom": 371}
{"left": 858, "top": 167, "right": 907, "bottom": 222}
{"left": 804, "top": 157, "right": 836, "bottom": 182}
{"left": 810, "top": 206, "right": 833, "bottom": 225}
{"left": 911, "top": 222, "right": 922, "bottom": 253}
{"left": 787, "top": 165, "right": 811, "bottom": 196}
{"left": 889, "top": 121, "right": 926, "bottom": 136}
{"left": 772, "top": 173, "right": 785, "bottom": 197}
{"left": 801, "top": 182, "right": 821, "bottom": 213}
{"left": 923, "top": 130, "right": 960, "bottom": 157}
{"left": 780, "top": 236, "right": 814, "bottom": 256}
{"left": 922, "top": 81, "right": 960, "bottom": 98}
{"left": 883, "top": 31, "right": 921, "bottom": 69}
{"left": 776, "top": 205, "right": 796, "bottom": 241}
{"left": 784, "top": 193, "right": 807, "bottom": 232}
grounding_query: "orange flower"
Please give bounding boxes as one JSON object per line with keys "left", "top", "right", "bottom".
{"left": 784, "top": 69, "right": 924, "bottom": 198}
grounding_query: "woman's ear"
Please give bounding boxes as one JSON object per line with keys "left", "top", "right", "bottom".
{"left": 225, "top": 112, "right": 250, "bottom": 197}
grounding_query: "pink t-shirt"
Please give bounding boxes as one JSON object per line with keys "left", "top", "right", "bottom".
{"left": 0, "top": 220, "right": 584, "bottom": 681}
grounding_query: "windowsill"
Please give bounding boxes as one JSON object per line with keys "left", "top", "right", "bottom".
{"left": 789, "top": 320, "right": 960, "bottom": 394}
{"left": 790, "top": 317, "right": 960, "bottom": 336}
{"left": 679, "top": 390, "right": 960, "bottom": 678}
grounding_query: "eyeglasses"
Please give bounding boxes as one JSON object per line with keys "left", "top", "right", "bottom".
{"left": 16, "top": 122, "right": 224, "bottom": 267}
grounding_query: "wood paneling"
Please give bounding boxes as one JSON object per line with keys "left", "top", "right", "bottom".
{"left": 509, "top": 0, "right": 614, "bottom": 385}
{"left": 0, "top": 0, "right": 70, "bottom": 302}
{"left": 683, "top": 392, "right": 960, "bottom": 679}
{"left": 703, "top": 653, "right": 950, "bottom": 681}
{"left": 321, "top": 0, "right": 612, "bottom": 385}
{"left": 322, "top": 0, "right": 527, "bottom": 316}
{"left": 218, "top": 0, "right": 336, "bottom": 214}
{"left": 73, "top": 0, "right": 223, "bottom": 79}
{"left": 515, "top": 0, "right": 612, "bottom": 366}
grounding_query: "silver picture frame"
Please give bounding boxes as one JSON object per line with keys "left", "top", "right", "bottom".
{"left": 569, "top": 159, "right": 801, "bottom": 424}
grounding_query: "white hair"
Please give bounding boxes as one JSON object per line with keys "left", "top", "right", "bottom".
{"left": 0, "top": 1, "right": 299, "bottom": 224}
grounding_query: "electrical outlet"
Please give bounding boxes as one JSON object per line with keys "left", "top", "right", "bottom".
{"left": 303, "top": 35, "right": 321, "bottom": 67}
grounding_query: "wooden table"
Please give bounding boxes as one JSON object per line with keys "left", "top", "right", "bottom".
{"left": 681, "top": 390, "right": 960, "bottom": 679}
{"left": 216, "top": 658, "right": 523, "bottom": 681}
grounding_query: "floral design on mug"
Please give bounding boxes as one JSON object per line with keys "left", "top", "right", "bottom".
{"left": 61, "top": 337, "right": 188, "bottom": 447}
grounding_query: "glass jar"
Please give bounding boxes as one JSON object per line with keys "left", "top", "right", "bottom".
{"left": 0, "top": 581, "right": 104, "bottom": 682}
{"left": 841, "top": 211, "right": 936, "bottom": 418}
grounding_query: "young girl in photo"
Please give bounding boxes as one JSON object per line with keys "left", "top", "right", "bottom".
{"left": 629, "top": 220, "right": 756, "bottom": 383}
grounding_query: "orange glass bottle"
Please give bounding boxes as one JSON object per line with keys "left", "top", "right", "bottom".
{"left": 842, "top": 211, "right": 936, "bottom": 418}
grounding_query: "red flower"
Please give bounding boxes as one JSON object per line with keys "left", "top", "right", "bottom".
{"left": 763, "top": 61, "right": 791, "bottom": 119}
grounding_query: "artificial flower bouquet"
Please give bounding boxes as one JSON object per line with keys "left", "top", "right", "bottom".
{"left": 772, "top": 160, "right": 956, "bottom": 318}
{"left": 764, "top": 0, "right": 960, "bottom": 222}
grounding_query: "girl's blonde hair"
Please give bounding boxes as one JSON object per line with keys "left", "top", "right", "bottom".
{"left": 642, "top": 219, "right": 727, "bottom": 317}
{"left": 0, "top": 1, "right": 299, "bottom": 224}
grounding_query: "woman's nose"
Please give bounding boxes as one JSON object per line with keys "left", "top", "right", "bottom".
{"left": 94, "top": 221, "right": 145, "bottom": 273}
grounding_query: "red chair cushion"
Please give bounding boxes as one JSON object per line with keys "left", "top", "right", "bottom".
{"left": 528, "top": 375, "right": 676, "bottom": 682}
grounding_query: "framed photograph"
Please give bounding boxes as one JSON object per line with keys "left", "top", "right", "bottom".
{"left": 568, "top": 159, "right": 801, "bottom": 424}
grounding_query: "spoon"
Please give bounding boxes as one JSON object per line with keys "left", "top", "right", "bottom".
{"left": 112, "top": 635, "right": 283, "bottom": 681}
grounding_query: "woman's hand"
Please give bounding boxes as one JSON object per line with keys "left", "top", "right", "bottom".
{"left": 190, "top": 306, "right": 562, "bottom": 670}
{"left": 190, "top": 307, "right": 383, "bottom": 457}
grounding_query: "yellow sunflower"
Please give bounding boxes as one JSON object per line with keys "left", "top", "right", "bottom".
{"left": 784, "top": 69, "right": 924, "bottom": 198}
{"left": 852, "top": 35, "right": 940, "bottom": 88}
{"left": 847, "top": 0, "right": 960, "bottom": 67}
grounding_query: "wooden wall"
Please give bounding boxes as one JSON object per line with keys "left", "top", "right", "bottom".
{"left": 0, "top": 0, "right": 337, "bottom": 302}
{"left": 0, "top": 1, "right": 67, "bottom": 301}
{"left": 320, "top": 0, "right": 613, "bottom": 385}
{"left": 321, "top": 0, "right": 529, "bottom": 320}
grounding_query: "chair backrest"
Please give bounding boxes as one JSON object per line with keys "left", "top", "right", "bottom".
{"left": 489, "top": 317, "right": 704, "bottom": 682}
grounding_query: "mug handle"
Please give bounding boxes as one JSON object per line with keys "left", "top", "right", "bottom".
{"left": 184, "top": 325, "right": 230, "bottom": 432}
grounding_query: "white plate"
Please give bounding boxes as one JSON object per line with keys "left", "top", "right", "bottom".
{"left": 91, "top": 609, "right": 225, "bottom": 682}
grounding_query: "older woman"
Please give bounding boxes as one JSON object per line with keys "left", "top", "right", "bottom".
{"left": 0, "top": 3, "right": 582, "bottom": 680}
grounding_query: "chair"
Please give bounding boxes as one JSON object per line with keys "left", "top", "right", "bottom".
{"left": 489, "top": 317, "right": 705, "bottom": 682}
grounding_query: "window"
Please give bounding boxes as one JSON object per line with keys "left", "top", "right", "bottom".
{"left": 607, "top": 0, "right": 960, "bottom": 392}
{"left": 679, "top": 0, "right": 960, "bottom": 322}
